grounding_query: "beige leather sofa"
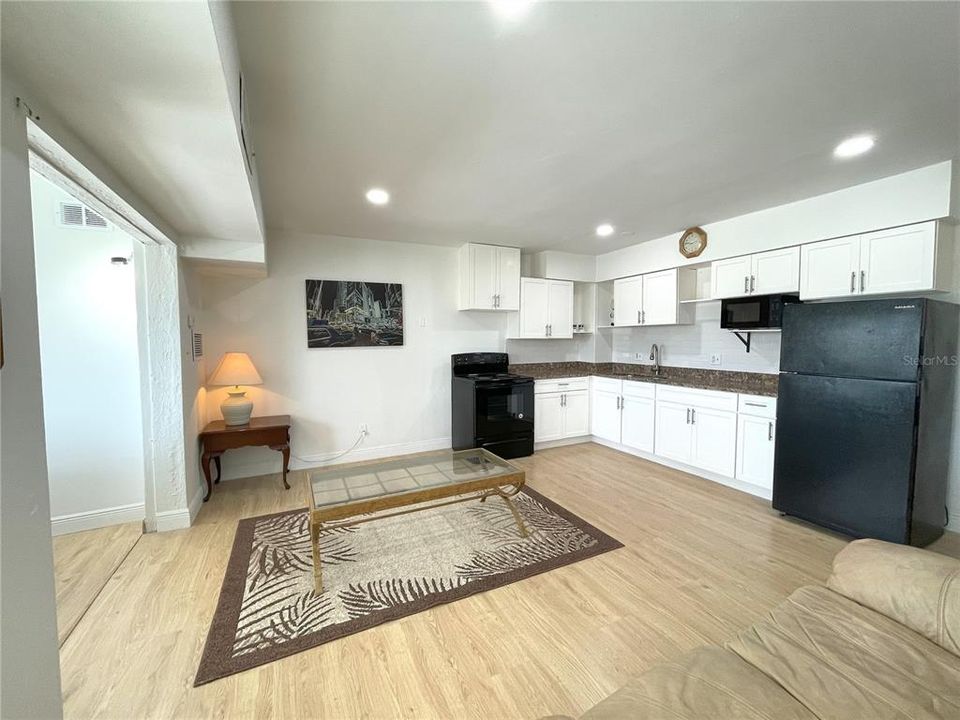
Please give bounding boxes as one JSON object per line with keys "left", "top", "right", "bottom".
{"left": 575, "top": 539, "right": 960, "bottom": 719}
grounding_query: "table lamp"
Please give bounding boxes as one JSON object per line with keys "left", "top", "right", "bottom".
{"left": 208, "top": 352, "right": 263, "bottom": 426}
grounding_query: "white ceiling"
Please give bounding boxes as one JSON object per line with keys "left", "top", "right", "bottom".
{"left": 1, "top": 1, "right": 263, "bottom": 247}
{"left": 234, "top": 1, "right": 960, "bottom": 253}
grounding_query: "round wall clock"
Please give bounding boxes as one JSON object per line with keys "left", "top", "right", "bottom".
{"left": 679, "top": 227, "right": 707, "bottom": 258}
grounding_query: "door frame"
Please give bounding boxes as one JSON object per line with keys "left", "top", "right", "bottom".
{"left": 27, "top": 121, "right": 188, "bottom": 533}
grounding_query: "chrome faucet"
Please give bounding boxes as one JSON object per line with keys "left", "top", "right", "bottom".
{"left": 649, "top": 343, "right": 661, "bottom": 376}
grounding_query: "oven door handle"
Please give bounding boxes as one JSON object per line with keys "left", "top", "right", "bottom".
{"left": 477, "top": 382, "right": 531, "bottom": 390}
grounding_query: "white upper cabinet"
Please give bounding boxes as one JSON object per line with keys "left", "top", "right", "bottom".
{"left": 514, "top": 278, "right": 573, "bottom": 338}
{"left": 547, "top": 280, "right": 574, "bottom": 338}
{"left": 712, "top": 256, "right": 753, "bottom": 299}
{"left": 860, "top": 223, "right": 936, "bottom": 295}
{"left": 614, "top": 268, "right": 687, "bottom": 326}
{"left": 712, "top": 247, "right": 800, "bottom": 299}
{"left": 642, "top": 269, "right": 680, "bottom": 325}
{"left": 518, "top": 278, "right": 549, "bottom": 336}
{"left": 613, "top": 276, "right": 643, "bottom": 327}
{"left": 800, "top": 221, "right": 949, "bottom": 300}
{"left": 751, "top": 246, "right": 801, "bottom": 295}
{"left": 458, "top": 243, "right": 520, "bottom": 310}
{"left": 799, "top": 236, "right": 863, "bottom": 300}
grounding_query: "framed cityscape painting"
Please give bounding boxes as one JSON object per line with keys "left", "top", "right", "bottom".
{"left": 305, "top": 279, "right": 404, "bottom": 348}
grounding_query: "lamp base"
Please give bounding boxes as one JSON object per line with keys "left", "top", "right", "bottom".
{"left": 221, "top": 390, "right": 254, "bottom": 426}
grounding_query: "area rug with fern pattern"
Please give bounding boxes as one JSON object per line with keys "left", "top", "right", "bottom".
{"left": 195, "top": 487, "right": 621, "bottom": 684}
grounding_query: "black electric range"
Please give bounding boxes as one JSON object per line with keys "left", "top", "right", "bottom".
{"left": 451, "top": 352, "right": 534, "bottom": 459}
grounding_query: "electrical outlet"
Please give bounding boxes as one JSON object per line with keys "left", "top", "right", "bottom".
{"left": 359, "top": 423, "right": 368, "bottom": 436}
{"left": 635, "top": 352, "right": 644, "bottom": 360}
{"left": 710, "top": 353, "right": 722, "bottom": 366}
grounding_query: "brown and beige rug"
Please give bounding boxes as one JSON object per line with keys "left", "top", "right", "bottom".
{"left": 196, "top": 487, "right": 621, "bottom": 684}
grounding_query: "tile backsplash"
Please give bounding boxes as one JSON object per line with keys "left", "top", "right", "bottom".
{"left": 608, "top": 303, "right": 780, "bottom": 374}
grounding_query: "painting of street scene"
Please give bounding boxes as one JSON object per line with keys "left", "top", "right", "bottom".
{"left": 305, "top": 279, "right": 404, "bottom": 348}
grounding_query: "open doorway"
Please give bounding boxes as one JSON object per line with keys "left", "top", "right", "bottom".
{"left": 29, "top": 170, "right": 147, "bottom": 644}
{"left": 32, "top": 171, "right": 147, "bottom": 533}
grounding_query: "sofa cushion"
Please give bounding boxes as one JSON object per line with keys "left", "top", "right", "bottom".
{"left": 728, "top": 585, "right": 960, "bottom": 720}
{"left": 578, "top": 646, "right": 815, "bottom": 720}
{"left": 826, "top": 538, "right": 960, "bottom": 656}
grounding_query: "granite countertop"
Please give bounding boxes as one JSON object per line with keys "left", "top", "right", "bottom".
{"left": 509, "top": 361, "right": 778, "bottom": 397}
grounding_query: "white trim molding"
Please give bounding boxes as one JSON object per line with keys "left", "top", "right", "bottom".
{"left": 51, "top": 503, "right": 145, "bottom": 536}
{"left": 590, "top": 437, "right": 773, "bottom": 501}
{"left": 155, "top": 483, "right": 206, "bottom": 532}
{"left": 216, "top": 437, "right": 453, "bottom": 483}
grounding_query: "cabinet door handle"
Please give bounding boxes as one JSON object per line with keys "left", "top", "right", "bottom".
{"left": 768, "top": 421, "right": 773, "bottom": 441}
{"left": 686, "top": 408, "right": 691, "bottom": 424}
{"left": 744, "top": 276, "right": 749, "bottom": 294}
{"left": 750, "top": 275, "right": 755, "bottom": 293}
{"left": 617, "top": 396, "right": 622, "bottom": 410}
{"left": 850, "top": 271, "right": 856, "bottom": 293}
{"left": 744, "top": 401, "right": 766, "bottom": 407}
{"left": 561, "top": 394, "right": 565, "bottom": 407}
{"left": 860, "top": 270, "right": 865, "bottom": 293}
{"left": 637, "top": 309, "right": 641, "bottom": 325}
{"left": 641, "top": 309, "right": 645, "bottom": 324}
{"left": 690, "top": 408, "right": 696, "bottom": 425}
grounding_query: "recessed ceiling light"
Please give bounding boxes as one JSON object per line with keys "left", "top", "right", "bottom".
{"left": 365, "top": 188, "right": 390, "bottom": 205}
{"left": 490, "top": 0, "right": 534, "bottom": 21}
{"left": 596, "top": 223, "right": 615, "bottom": 237}
{"left": 833, "top": 135, "right": 875, "bottom": 159}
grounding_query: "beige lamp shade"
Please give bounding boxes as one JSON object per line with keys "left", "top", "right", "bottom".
{"left": 208, "top": 352, "right": 263, "bottom": 387}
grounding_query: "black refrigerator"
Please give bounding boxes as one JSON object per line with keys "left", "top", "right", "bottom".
{"left": 773, "top": 298, "right": 957, "bottom": 546}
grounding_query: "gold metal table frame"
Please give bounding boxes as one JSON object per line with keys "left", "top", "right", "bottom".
{"left": 302, "top": 449, "right": 528, "bottom": 595}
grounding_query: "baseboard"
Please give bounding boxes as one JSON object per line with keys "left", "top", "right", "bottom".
{"left": 534, "top": 436, "right": 591, "bottom": 451}
{"left": 217, "top": 437, "right": 454, "bottom": 482}
{"left": 588, "top": 437, "right": 773, "bottom": 501}
{"left": 51, "top": 502, "right": 145, "bottom": 536}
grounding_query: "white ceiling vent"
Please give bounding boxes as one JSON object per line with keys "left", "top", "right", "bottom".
{"left": 58, "top": 201, "right": 108, "bottom": 230}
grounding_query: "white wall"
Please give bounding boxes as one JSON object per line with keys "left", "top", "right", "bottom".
{"left": 0, "top": 68, "right": 64, "bottom": 720}
{"left": 31, "top": 173, "right": 147, "bottom": 533}
{"left": 198, "top": 232, "right": 508, "bottom": 479}
{"left": 596, "top": 161, "right": 954, "bottom": 281}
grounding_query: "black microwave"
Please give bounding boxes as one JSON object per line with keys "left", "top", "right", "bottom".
{"left": 720, "top": 294, "right": 800, "bottom": 330}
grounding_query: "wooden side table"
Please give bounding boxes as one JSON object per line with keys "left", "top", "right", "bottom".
{"left": 198, "top": 415, "right": 291, "bottom": 501}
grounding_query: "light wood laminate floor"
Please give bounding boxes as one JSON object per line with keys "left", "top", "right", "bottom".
{"left": 53, "top": 522, "right": 142, "bottom": 646}
{"left": 54, "top": 443, "right": 960, "bottom": 719}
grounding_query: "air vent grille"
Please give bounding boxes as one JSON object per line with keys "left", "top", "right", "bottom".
{"left": 84, "top": 207, "right": 108, "bottom": 228}
{"left": 192, "top": 332, "right": 203, "bottom": 361}
{"left": 58, "top": 201, "right": 108, "bottom": 229}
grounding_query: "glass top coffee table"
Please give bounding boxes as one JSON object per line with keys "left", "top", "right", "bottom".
{"left": 301, "top": 448, "right": 527, "bottom": 594}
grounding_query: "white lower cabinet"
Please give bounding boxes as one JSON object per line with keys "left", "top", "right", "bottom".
{"left": 620, "top": 393, "right": 655, "bottom": 453}
{"left": 654, "top": 386, "right": 737, "bottom": 477}
{"left": 736, "top": 394, "right": 778, "bottom": 490}
{"left": 590, "top": 378, "right": 623, "bottom": 442}
{"left": 535, "top": 379, "right": 589, "bottom": 442}
{"left": 590, "top": 378, "right": 656, "bottom": 449}
{"left": 653, "top": 401, "right": 691, "bottom": 462}
{"left": 690, "top": 406, "right": 737, "bottom": 477}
